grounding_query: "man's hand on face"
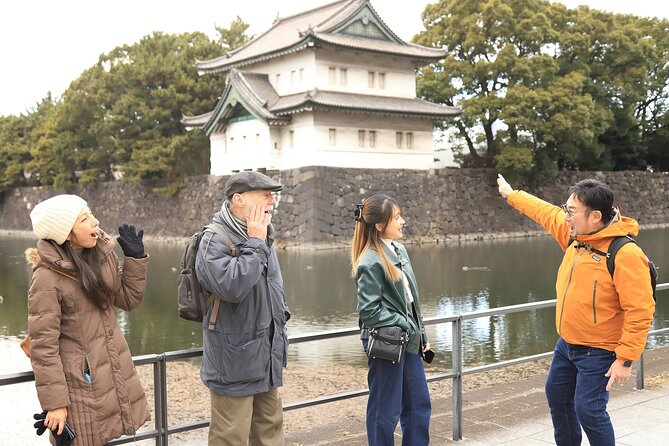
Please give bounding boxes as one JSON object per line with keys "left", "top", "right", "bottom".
{"left": 497, "top": 174, "right": 514, "bottom": 199}
{"left": 246, "top": 204, "right": 270, "bottom": 240}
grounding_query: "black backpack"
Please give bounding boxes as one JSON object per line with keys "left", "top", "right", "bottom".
{"left": 177, "top": 223, "right": 240, "bottom": 330}
{"left": 571, "top": 235, "right": 658, "bottom": 302}
{"left": 605, "top": 235, "right": 658, "bottom": 302}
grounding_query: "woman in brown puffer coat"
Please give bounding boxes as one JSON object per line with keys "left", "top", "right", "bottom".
{"left": 26, "top": 194, "right": 150, "bottom": 445}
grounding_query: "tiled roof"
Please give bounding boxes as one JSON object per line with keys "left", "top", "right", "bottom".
{"left": 196, "top": 0, "right": 354, "bottom": 73}
{"left": 310, "top": 32, "right": 446, "bottom": 59}
{"left": 228, "top": 71, "right": 280, "bottom": 120}
{"left": 181, "top": 111, "right": 213, "bottom": 127}
{"left": 195, "top": 0, "right": 445, "bottom": 74}
{"left": 271, "top": 90, "right": 461, "bottom": 119}
{"left": 181, "top": 70, "right": 288, "bottom": 132}
{"left": 182, "top": 69, "right": 461, "bottom": 131}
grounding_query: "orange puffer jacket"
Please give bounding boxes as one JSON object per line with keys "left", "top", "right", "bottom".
{"left": 508, "top": 191, "right": 655, "bottom": 361}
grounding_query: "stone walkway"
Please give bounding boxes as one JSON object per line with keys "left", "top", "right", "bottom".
{"left": 283, "top": 346, "right": 669, "bottom": 445}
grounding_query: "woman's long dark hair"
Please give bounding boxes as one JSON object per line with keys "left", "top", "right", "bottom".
{"left": 64, "top": 242, "right": 114, "bottom": 308}
{"left": 350, "top": 194, "right": 402, "bottom": 282}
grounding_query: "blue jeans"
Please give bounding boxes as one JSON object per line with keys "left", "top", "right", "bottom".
{"left": 363, "top": 340, "right": 431, "bottom": 446}
{"left": 545, "top": 338, "right": 617, "bottom": 446}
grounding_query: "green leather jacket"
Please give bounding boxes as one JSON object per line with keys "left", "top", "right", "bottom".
{"left": 356, "top": 241, "right": 428, "bottom": 354}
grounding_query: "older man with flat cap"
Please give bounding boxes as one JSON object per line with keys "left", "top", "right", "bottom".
{"left": 195, "top": 171, "right": 290, "bottom": 446}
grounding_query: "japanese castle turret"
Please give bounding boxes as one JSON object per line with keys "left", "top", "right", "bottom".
{"left": 182, "top": 0, "right": 461, "bottom": 175}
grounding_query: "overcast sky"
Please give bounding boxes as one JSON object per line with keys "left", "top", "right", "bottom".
{"left": 1, "top": 0, "right": 668, "bottom": 117}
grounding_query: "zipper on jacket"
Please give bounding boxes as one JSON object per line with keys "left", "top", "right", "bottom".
{"left": 558, "top": 249, "right": 588, "bottom": 335}
{"left": 592, "top": 280, "right": 598, "bottom": 324}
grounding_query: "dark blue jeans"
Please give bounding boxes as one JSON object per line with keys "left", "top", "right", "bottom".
{"left": 363, "top": 340, "right": 431, "bottom": 446}
{"left": 545, "top": 337, "right": 617, "bottom": 446}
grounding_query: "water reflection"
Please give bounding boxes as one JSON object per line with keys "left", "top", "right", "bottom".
{"left": 1, "top": 228, "right": 667, "bottom": 374}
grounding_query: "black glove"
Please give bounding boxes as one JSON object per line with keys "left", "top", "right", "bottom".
{"left": 32, "top": 410, "right": 76, "bottom": 445}
{"left": 117, "top": 223, "right": 145, "bottom": 258}
{"left": 33, "top": 410, "right": 47, "bottom": 436}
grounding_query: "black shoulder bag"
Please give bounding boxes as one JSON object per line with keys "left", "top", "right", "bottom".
{"left": 367, "top": 326, "right": 409, "bottom": 364}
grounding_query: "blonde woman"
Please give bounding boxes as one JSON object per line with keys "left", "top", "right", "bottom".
{"left": 351, "top": 194, "right": 432, "bottom": 446}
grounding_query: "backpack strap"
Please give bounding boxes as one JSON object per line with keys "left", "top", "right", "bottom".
{"left": 207, "top": 295, "right": 220, "bottom": 331}
{"left": 606, "top": 235, "right": 636, "bottom": 277}
{"left": 202, "top": 223, "right": 241, "bottom": 330}
{"left": 205, "top": 223, "right": 239, "bottom": 256}
{"left": 568, "top": 237, "right": 609, "bottom": 257}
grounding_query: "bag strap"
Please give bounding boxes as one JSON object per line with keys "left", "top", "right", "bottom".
{"left": 369, "top": 327, "right": 408, "bottom": 344}
{"left": 606, "top": 235, "right": 635, "bottom": 277}
{"left": 205, "top": 223, "right": 239, "bottom": 257}
{"left": 207, "top": 295, "right": 220, "bottom": 331}
{"left": 202, "top": 222, "right": 240, "bottom": 330}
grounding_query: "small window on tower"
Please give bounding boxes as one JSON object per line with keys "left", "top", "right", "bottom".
{"left": 369, "top": 130, "right": 376, "bottom": 148}
{"left": 395, "top": 132, "right": 403, "bottom": 149}
{"left": 406, "top": 132, "right": 413, "bottom": 149}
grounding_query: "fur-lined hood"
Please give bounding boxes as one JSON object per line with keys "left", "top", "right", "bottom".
{"left": 25, "top": 229, "right": 115, "bottom": 269}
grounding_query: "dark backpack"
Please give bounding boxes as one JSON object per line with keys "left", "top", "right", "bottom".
{"left": 571, "top": 235, "right": 658, "bottom": 302}
{"left": 605, "top": 235, "right": 658, "bottom": 302}
{"left": 177, "top": 223, "right": 240, "bottom": 329}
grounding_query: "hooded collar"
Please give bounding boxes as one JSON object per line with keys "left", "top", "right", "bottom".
{"left": 573, "top": 208, "right": 639, "bottom": 248}
{"left": 26, "top": 229, "right": 115, "bottom": 272}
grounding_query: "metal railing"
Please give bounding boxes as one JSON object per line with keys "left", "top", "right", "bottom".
{"left": 2, "top": 282, "right": 666, "bottom": 444}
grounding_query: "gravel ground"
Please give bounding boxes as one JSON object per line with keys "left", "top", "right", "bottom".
{"left": 130, "top": 357, "right": 553, "bottom": 445}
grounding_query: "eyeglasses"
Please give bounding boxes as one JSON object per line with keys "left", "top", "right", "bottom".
{"left": 561, "top": 203, "right": 591, "bottom": 217}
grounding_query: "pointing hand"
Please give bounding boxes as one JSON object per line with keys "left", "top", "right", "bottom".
{"left": 497, "top": 174, "right": 514, "bottom": 199}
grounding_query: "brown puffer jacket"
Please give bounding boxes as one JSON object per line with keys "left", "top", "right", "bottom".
{"left": 26, "top": 231, "right": 150, "bottom": 446}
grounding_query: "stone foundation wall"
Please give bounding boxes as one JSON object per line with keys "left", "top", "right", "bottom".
{"left": 1, "top": 168, "right": 667, "bottom": 248}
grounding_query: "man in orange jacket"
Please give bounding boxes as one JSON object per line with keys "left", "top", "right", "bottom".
{"left": 497, "top": 175, "right": 655, "bottom": 446}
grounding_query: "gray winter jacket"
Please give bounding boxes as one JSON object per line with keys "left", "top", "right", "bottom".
{"left": 194, "top": 213, "right": 290, "bottom": 396}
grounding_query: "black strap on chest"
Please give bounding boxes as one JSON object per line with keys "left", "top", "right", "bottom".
{"left": 568, "top": 235, "right": 635, "bottom": 277}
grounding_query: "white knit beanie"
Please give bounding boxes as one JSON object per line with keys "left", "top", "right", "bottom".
{"left": 30, "top": 195, "right": 88, "bottom": 245}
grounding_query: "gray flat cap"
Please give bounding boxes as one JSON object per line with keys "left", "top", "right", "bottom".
{"left": 225, "top": 171, "right": 283, "bottom": 198}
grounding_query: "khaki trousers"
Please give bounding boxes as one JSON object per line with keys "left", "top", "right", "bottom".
{"left": 208, "top": 388, "right": 284, "bottom": 446}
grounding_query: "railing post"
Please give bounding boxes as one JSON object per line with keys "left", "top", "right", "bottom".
{"left": 160, "top": 354, "right": 169, "bottom": 446}
{"left": 636, "top": 352, "right": 645, "bottom": 390}
{"left": 452, "top": 315, "right": 463, "bottom": 441}
{"left": 153, "top": 354, "right": 169, "bottom": 446}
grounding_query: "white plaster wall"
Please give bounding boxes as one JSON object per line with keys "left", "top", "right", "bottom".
{"left": 273, "top": 113, "right": 317, "bottom": 169}
{"left": 240, "top": 47, "right": 417, "bottom": 98}
{"left": 242, "top": 50, "right": 317, "bottom": 96}
{"left": 209, "top": 133, "right": 227, "bottom": 176}
{"left": 209, "top": 110, "right": 450, "bottom": 173}
{"left": 273, "top": 111, "right": 435, "bottom": 170}
{"left": 315, "top": 48, "right": 417, "bottom": 98}
{"left": 210, "top": 119, "right": 272, "bottom": 174}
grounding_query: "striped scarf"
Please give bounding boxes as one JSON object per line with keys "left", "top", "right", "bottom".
{"left": 219, "top": 201, "right": 249, "bottom": 241}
